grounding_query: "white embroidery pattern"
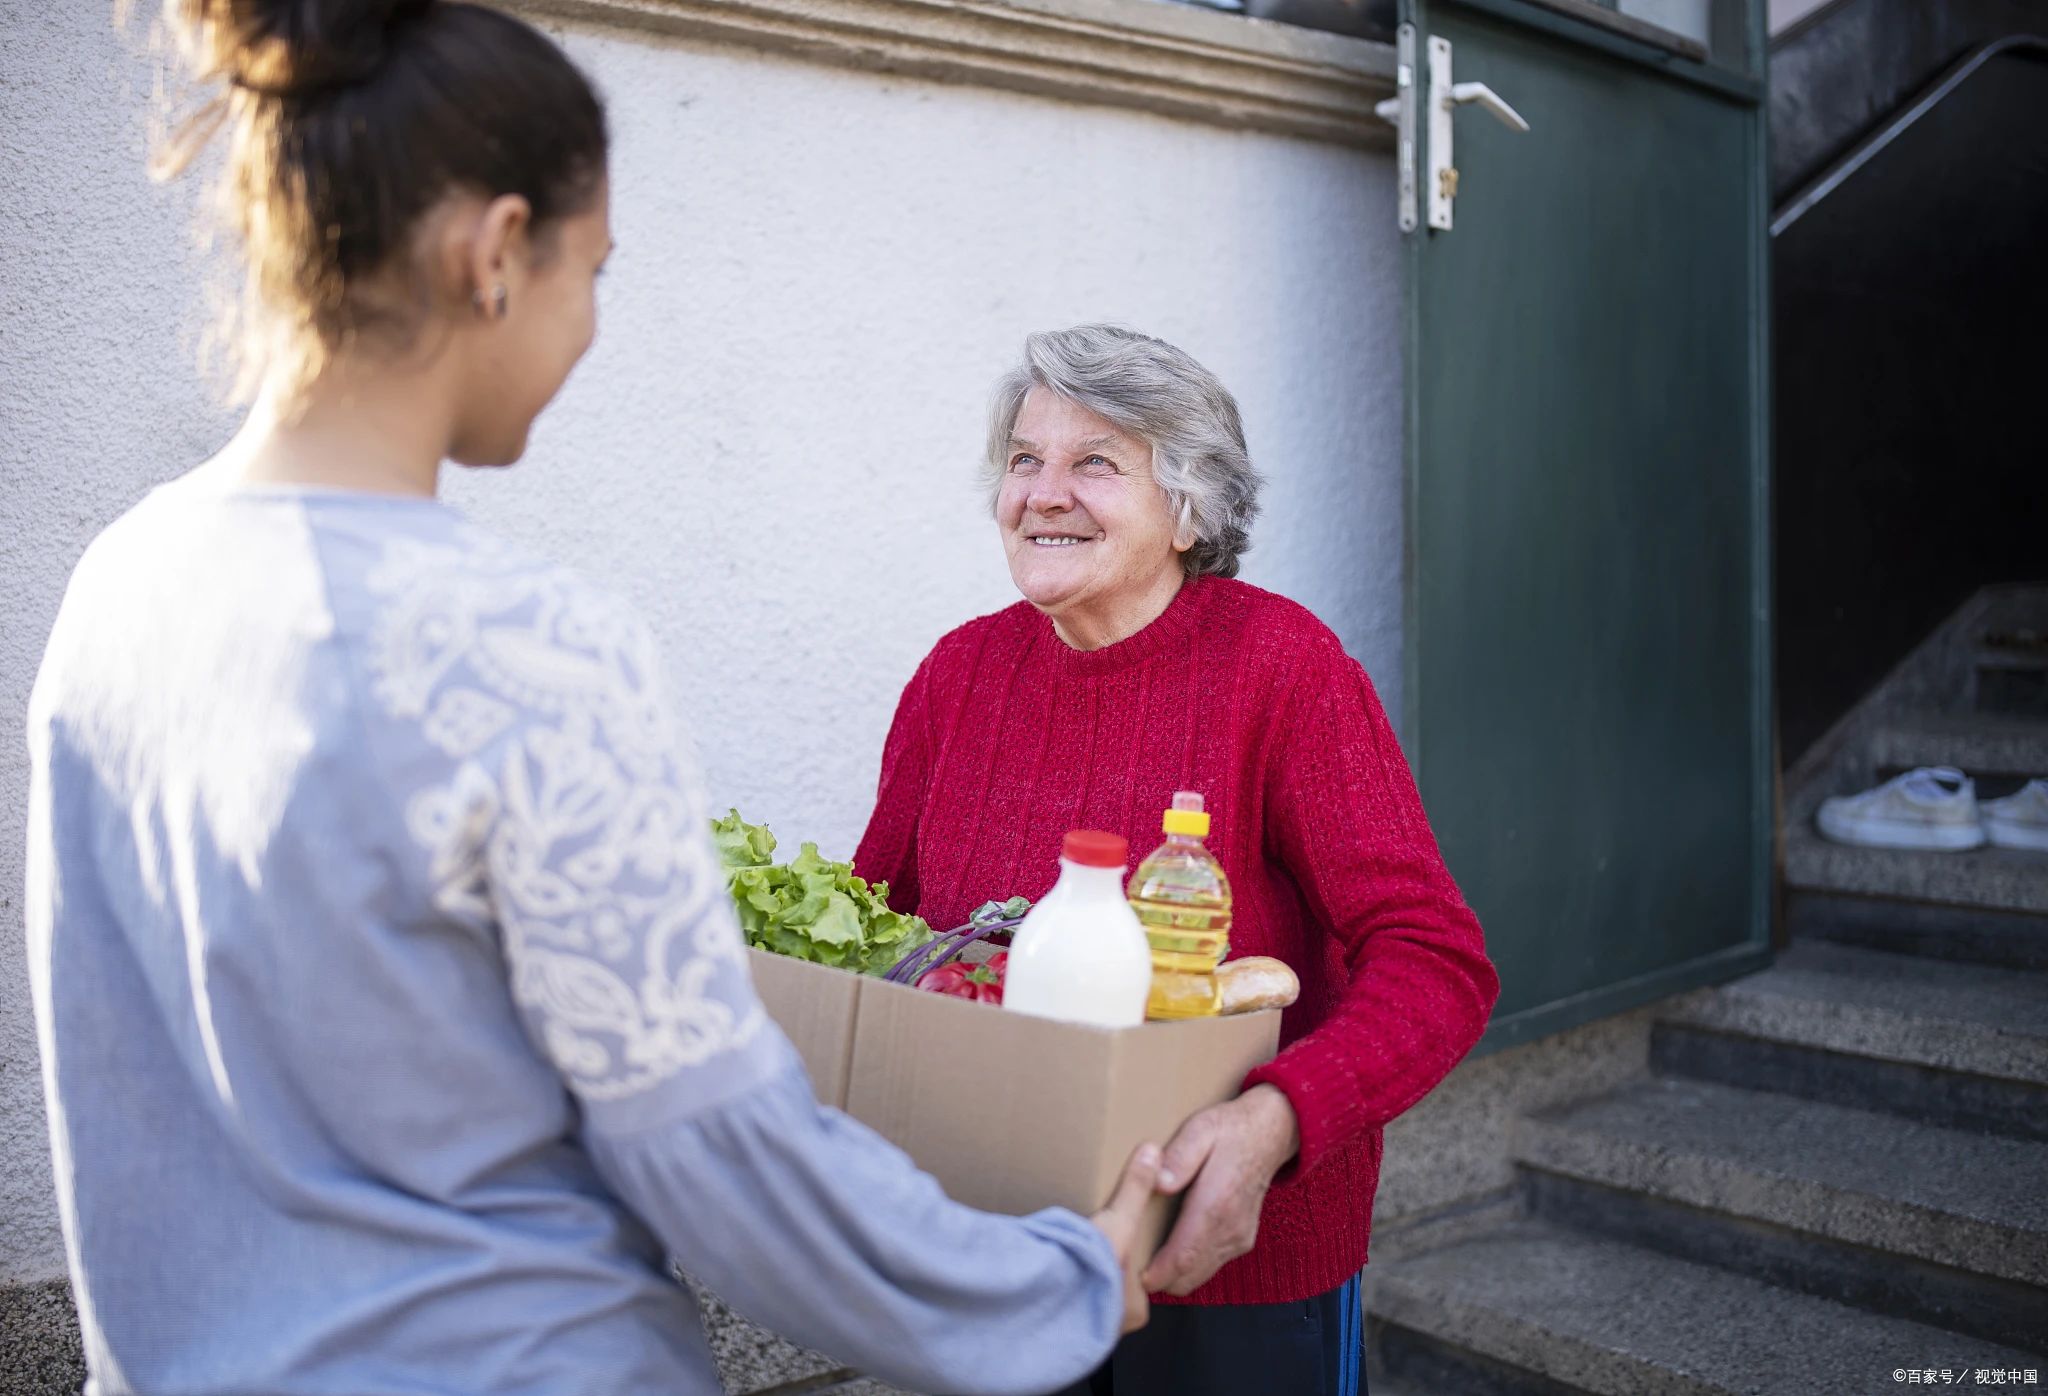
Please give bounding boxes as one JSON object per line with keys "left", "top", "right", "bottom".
{"left": 422, "top": 688, "right": 516, "bottom": 758}
{"left": 366, "top": 527, "right": 764, "bottom": 1101}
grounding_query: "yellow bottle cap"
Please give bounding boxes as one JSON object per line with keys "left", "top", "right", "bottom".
{"left": 1163, "top": 808, "right": 1210, "bottom": 837}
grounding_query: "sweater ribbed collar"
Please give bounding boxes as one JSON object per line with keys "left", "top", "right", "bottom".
{"left": 1032, "top": 575, "right": 1210, "bottom": 678}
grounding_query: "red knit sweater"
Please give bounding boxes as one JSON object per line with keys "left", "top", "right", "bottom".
{"left": 854, "top": 576, "right": 1499, "bottom": 1306}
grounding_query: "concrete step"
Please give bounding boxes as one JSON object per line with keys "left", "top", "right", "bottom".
{"left": 1661, "top": 940, "right": 2048, "bottom": 1087}
{"left": 1787, "top": 892, "right": 2048, "bottom": 973}
{"left": 1965, "top": 586, "right": 2045, "bottom": 716}
{"left": 1519, "top": 1078, "right": 2048, "bottom": 1286}
{"left": 1977, "top": 654, "right": 2048, "bottom": 719}
{"left": 1662, "top": 933, "right": 2048, "bottom": 1088}
{"left": 1514, "top": 1079, "right": 2048, "bottom": 1349}
{"left": 1870, "top": 714, "right": 2048, "bottom": 782}
{"left": 1982, "top": 638, "right": 2048, "bottom": 671}
{"left": 1785, "top": 820, "right": 2048, "bottom": 915}
{"left": 1369, "top": 1322, "right": 1587, "bottom": 1396}
{"left": 1363, "top": 1221, "right": 2041, "bottom": 1396}
{"left": 1652, "top": 1018, "right": 2048, "bottom": 1144}
{"left": 1654, "top": 940, "right": 2048, "bottom": 1142}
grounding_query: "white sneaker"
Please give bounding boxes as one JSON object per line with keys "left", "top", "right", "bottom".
{"left": 1983, "top": 779, "right": 2048, "bottom": 852}
{"left": 1816, "top": 767, "right": 1986, "bottom": 851}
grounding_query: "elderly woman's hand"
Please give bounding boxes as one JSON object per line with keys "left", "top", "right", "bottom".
{"left": 1140, "top": 1084, "right": 1300, "bottom": 1297}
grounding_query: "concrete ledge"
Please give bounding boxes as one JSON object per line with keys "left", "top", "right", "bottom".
{"left": 504, "top": 0, "right": 1398, "bottom": 147}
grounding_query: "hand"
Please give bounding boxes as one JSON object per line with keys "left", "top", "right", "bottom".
{"left": 1090, "top": 1142, "right": 1165, "bottom": 1335}
{"left": 1140, "top": 1084, "right": 1299, "bottom": 1297}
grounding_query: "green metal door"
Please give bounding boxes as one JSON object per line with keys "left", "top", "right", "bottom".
{"left": 1398, "top": 0, "right": 1773, "bottom": 1052}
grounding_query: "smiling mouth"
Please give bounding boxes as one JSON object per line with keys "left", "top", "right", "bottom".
{"left": 1027, "top": 535, "right": 1096, "bottom": 547}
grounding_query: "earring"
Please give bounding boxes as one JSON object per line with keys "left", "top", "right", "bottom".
{"left": 473, "top": 284, "right": 509, "bottom": 318}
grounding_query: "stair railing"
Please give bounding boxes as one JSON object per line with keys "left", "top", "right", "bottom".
{"left": 1773, "top": 35, "right": 2048, "bottom": 236}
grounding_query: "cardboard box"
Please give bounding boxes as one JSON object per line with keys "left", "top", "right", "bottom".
{"left": 748, "top": 950, "right": 864, "bottom": 1106}
{"left": 748, "top": 947, "right": 1280, "bottom": 1249}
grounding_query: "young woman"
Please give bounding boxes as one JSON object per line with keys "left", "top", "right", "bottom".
{"left": 24, "top": 5, "right": 1157, "bottom": 1392}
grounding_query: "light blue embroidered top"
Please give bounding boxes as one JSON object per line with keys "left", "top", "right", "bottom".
{"left": 26, "top": 483, "right": 1120, "bottom": 1396}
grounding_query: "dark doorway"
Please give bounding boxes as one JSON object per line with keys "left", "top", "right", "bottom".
{"left": 1773, "top": 33, "right": 2048, "bottom": 764}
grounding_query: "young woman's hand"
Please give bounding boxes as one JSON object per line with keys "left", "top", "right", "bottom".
{"left": 1090, "top": 1143, "right": 1165, "bottom": 1334}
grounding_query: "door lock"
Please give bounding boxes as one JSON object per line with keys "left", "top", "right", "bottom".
{"left": 1373, "top": 28, "right": 1530, "bottom": 233}
{"left": 1373, "top": 24, "right": 1421, "bottom": 232}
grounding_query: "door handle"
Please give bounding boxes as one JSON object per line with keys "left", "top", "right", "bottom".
{"left": 1427, "top": 36, "right": 1529, "bottom": 230}
{"left": 1376, "top": 29, "right": 1532, "bottom": 234}
{"left": 1447, "top": 81, "right": 1531, "bottom": 133}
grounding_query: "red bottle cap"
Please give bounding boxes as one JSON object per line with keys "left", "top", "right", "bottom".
{"left": 1062, "top": 830, "right": 1128, "bottom": 868}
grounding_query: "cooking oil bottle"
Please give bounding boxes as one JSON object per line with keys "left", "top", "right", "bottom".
{"left": 1129, "top": 791, "right": 1231, "bottom": 1020}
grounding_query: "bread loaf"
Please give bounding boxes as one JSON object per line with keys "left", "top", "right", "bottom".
{"left": 1217, "top": 956, "right": 1299, "bottom": 1014}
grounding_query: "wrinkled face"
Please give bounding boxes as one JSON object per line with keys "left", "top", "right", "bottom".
{"left": 997, "top": 388, "right": 1188, "bottom": 625}
{"left": 450, "top": 177, "right": 613, "bottom": 467}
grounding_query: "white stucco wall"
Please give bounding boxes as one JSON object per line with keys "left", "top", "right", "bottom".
{"left": 0, "top": 3, "right": 1402, "bottom": 1283}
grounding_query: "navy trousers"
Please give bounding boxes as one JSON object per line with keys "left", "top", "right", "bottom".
{"left": 1056, "top": 1274, "right": 1366, "bottom": 1396}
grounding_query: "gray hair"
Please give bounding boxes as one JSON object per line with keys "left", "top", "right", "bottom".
{"left": 983, "top": 324, "right": 1263, "bottom": 579}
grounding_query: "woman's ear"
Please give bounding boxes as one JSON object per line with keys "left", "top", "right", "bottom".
{"left": 459, "top": 193, "right": 535, "bottom": 320}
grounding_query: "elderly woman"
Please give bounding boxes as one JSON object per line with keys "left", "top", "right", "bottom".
{"left": 856, "top": 324, "right": 1500, "bottom": 1395}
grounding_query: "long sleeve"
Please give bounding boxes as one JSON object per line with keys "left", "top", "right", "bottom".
{"left": 813, "top": 579, "right": 1488, "bottom": 1302}
{"left": 854, "top": 649, "right": 937, "bottom": 915}
{"left": 395, "top": 572, "right": 1121, "bottom": 1392}
{"left": 589, "top": 1053, "right": 1121, "bottom": 1396}
{"left": 1241, "top": 638, "right": 1502, "bottom": 1179}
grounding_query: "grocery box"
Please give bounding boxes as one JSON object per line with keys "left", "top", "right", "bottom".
{"left": 747, "top": 947, "right": 1281, "bottom": 1250}
{"left": 747, "top": 949, "right": 864, "bottom": 1106}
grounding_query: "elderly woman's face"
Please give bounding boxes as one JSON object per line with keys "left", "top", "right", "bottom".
{"left": 998, "top": 389, "right": 1188, "bottom": 634}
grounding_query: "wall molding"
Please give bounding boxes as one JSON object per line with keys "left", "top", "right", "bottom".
{"left": 506, "top": 0, "right": 1399, "bottom": 148}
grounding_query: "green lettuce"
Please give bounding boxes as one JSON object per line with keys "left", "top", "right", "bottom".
{"left": 710, "top": 810, "right": 933, "bottom": 975}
